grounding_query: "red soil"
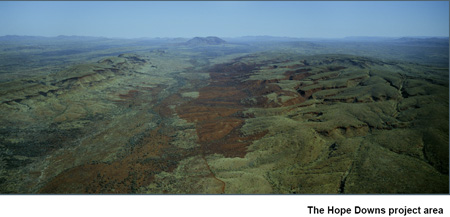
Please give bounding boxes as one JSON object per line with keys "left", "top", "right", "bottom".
{"left": 38, "top": 57, "right": 342, "bottom": 194}
{"left": 38, "top": 127, "right": 188, "bottom": 194}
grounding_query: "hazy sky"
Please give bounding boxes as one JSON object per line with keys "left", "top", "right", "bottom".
{"left": 0, "top": 1, "right": 448, "bottom": 38}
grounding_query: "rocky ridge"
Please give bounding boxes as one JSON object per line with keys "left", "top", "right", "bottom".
{"left": 0, "top": 51, "right": 448, "bottom": 194}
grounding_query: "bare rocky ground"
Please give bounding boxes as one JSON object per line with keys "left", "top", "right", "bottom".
{"left": 0, "top": 38, "right": 448, "bottom": 194}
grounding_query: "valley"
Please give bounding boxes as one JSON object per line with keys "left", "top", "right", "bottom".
{"left": 0, "top": 36, "right": 448, "bottom": 194}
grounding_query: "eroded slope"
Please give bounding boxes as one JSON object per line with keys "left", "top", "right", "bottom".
{"left": 145, "top": 53, "right": 448, "bottom": 194}
{"left": 0, "top": 51, "right": 448, "bottom": 194}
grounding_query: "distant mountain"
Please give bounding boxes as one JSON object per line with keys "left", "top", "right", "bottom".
{"left": 184, "top": 36, "right": 227, "bottom": 46}
{"left": 341, "top": 36, "right": 449, "bottom": 45}
{"left": 394, "top": 37, "right": 449, "bottom": 46}
{"left": 342, "top": 36, "right": 398, "bottom": 41}
{"left": 226, "top": 36, "right": 301, "bottom": 42}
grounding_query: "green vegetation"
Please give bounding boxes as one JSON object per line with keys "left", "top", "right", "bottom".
{"left": 0, "top": 36, "right": 448, "bottom": 194}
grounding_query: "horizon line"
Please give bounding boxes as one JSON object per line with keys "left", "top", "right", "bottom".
{"left": 0, "top": 34, "right": 449, "bottom": 40}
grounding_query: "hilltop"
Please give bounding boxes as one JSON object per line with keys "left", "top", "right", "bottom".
{"left": 184, "top": 36, "right": 227, "bottom": 46}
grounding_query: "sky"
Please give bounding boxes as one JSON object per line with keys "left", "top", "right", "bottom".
{"left": 0, "top": 1, "right": 448, "bottom": 38}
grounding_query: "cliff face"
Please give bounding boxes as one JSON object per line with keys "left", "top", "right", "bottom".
{"left": 185, "top": 36, "right": 227, "bottom": 46}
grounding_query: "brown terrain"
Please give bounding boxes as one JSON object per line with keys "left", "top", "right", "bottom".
{"left": 0, "top": 48, "right": 448, "bottom": 194}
